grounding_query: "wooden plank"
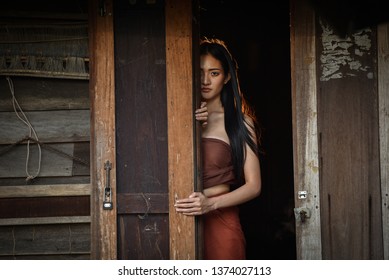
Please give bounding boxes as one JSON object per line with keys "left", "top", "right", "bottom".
{"left": 0, "top": 110, "right": 90, "bottom": 144}
{"left": 290, "top": 0, "right": 322, "bottom": 259}
{"left": 117, "top": 215, "right": 169, "bottom": 260}
{"left": 0, "top": 77, "right": 89, "bottom": 112}
{"left": 117, "top": 193, "right": 168, "bottom": 214}
{"left": 318, "top": 22, "right": 382, "bottom": 259}
{"left": 0, "top": 254, "right": 90, "bottom": 260}
{"left": 72, "top": 142, "right": 91, "bottom": 175}
{"left": 114, "top": 0, "right": 168, "bottom": 260}
{"left": 0, "top": 143, "right": 75, "bottom": 178}
{"left": 0, "top": 175, "right": 90, "bottom": 186}
{"left": 0, "top": 216, "right": 90, "bottom": 226}
{"left": 0, "top": 71, "right": 89, "bottom": 80}
{"left": 89, "top": 0, "right": 117, "bottom": 260}
{"left": 0, "top": 11, "right": 88, "bottom": 21}
{"left": 192, "top": 0, "right": 203, "bottom": 259}
{"left": 378, "top": 22, "right": 389, "bottom": 260}
{"left": 0, "top": 196, "right": 90, "bottom": 219}
{"left": 0, "top": 223, "right": 90, "bottom": 257}
{"left": 0, "top": 183, "right": 91, "bottom": 198}
{"left": 166, "top": 0, "right": 196, "bottom": 260}
{"left": 114, "top": 2, "right": 168, "bottom": 196}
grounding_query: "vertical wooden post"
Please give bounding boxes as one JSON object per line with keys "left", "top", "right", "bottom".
{"left": 166, "top": 0, "right": 196, "bottom": 259}
{"left": 89, "top": 0, "right": 117, "bottom": 260}
{"left": 290, "top": 0, "right": 322, "bottom": 259}
{"left": 378, "top": 22, "right": 389, "bottom": 260}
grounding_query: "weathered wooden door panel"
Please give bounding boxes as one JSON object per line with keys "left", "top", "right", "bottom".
{"left": 118, "top": 215, "right": 169, "bottom": 259}
{"left": 114, "top": 0, "right": 169, "bottom": 260}
{"left": 317, "top": 20, "right": 383, "bottom": 259}
{"left": 291, "top": 0, "right": 387, "bottom": 259}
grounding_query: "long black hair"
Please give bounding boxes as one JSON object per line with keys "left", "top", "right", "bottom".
{"left": 200, "top": 37, "right": 261, "bottom": 186}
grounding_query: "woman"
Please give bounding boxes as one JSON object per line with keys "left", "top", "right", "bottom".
{"left": 174, "top": 38, "right": 262, "bottom": 260}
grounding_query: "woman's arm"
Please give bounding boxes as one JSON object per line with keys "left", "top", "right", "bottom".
{"left": 203, "top": 184, "right": 230, "bottom": 197}
{"left": 174, "top": 143, "right": 261, "bottom": 215}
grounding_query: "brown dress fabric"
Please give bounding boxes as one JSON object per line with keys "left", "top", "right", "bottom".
{"left": 202, "top": 138, "right": 246, "bottom": 260}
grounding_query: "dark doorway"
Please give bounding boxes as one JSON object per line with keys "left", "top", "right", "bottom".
{"left": 199, "top": 0, "right": 296, "bottom": 260}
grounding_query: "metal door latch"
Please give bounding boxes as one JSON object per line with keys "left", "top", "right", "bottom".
{"left": 103, "top": 161, "right": 113, "bottom": 210}
{"left": 298, "top": 190, "right": 307, "bottom": 199}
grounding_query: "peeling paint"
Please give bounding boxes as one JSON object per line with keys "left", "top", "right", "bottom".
{"left": 320, "top": 20, "right": 372, "bottom": 81}
{"left": 308, "top": 160, "right": 319, "bottom": 174}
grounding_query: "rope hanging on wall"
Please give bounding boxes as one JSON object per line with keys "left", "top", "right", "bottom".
{"left": 6, "top": 76, "right": 42, "bottom": 182}
{"left": 0, "top": 76, "right": 90, "bottom": 181}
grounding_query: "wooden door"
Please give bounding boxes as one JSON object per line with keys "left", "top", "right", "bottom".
{"left": 114, "top": 0, "right": 200, "bottom": 259}
{"left": 90, "top": 0, "right": 197, "bottom": 259}
{"left": 317, "top": 18, "right": 383, "bottom": 261}
{"left": 290, "top": 0, "right": 387, "bottom": 259}
{"left": 114, "top": 0, "right": 169, "bottom": 260}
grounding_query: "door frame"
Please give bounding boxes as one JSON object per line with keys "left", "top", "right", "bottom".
{"left": 290, "top": 0, "right": 322, "bottom": 260}
{"left": 166, "top": 0, "right": 199, "bottom": 260}
{"left": 89, "top": 0, "right": 117, "bottom": 259}
{"left": 377, "top": 23, "right": 389, "bottom": 260}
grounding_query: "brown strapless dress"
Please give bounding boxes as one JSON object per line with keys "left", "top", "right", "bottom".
{"left": 202, "top": 138, "right": 246, "bottom": 260}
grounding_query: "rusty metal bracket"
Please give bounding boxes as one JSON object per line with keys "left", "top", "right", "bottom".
{"left": 294, "top": 207, "right": 311, "bottom": 223}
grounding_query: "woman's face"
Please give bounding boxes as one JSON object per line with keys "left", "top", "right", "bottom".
{"left": 200, "top": 54, "right": 230, "bottom": 101}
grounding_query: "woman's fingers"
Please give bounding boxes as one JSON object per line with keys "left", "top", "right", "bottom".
{"left": 174, "top": 192, "right": 203, "bottom": 215}
{"left": 175, "top": 193, "right": 200, "bottom": 206}
{"left": 195, "top": 103, "right": 208, "bottom": 121}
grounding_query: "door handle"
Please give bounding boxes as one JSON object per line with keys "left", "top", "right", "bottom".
{"left": 103, "top": 160, "right": 113, "bottom": 210}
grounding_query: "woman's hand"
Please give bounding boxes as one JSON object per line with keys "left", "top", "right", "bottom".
{"left": 195, "top": 102, "right": 208, "bottom": 127}
{"left": 174, "top": 192, "right": 214, "bottom": 216}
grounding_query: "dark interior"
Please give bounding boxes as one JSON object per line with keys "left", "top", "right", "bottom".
{"left": 199, "top": 0, "right": 296, "bottom": 259}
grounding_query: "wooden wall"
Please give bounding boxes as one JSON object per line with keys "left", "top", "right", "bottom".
{"left": 0, "top": 77, "right": 91, "bottom": 260}
{"left": 291, "top": 0, "right": 389, "bottom": 259}
{"left": 317, "top": 21, "right": 383, "bottom": 259}
{"left": 0, "top": 0, "right": 91, "bottom": 259}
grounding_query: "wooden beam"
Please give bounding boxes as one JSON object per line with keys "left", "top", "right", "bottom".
{"left": 0, "top": 216, "right": 90, "bottom": 226}
{"left": 378, "top": 22, "right": 389, "bottom": 260}
{"left": 0, "top": 143, "right": 75, "bottom": 177}
{"left": 166, "top": 0, "right": 196, "bottom": 260}
{"left": 0, "top": 11, "right": 88, "bottom": 21}
{"left": 0, "top": 184, "right": 90, "bottom": 198}
{"left": 0, "top": 77, "right": 89, "bottom": 112}
{"left": 89, "top": 0, "right": 117, "bottom": 260}
{"left": 0, "top": 110, "right": 90, "bottom": 144}
{"left": 290, "top": 0, "right": 322, "bottom": 259}
{"left": 117, "top": 193, "right": 168, "bottom": 214}
{"left": 0, "top": 221, "right": 90, "bottom": 258}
